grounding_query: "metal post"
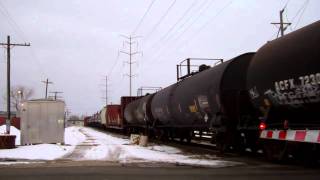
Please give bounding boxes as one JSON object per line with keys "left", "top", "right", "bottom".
{"left": 176, "top": 65, "right": 179, "bottom": 81}
{"left": 187, "top": 58, "right": 190, "bottom": 76}
{"left": 45, "top": 78, "right": 48, "bottom": 99}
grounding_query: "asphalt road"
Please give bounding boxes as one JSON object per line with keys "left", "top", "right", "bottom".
{"left": 0, "top": 160, "right": 319, "bottom": 180}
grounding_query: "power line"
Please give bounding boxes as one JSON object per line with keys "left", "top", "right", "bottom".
{"left": 0, "top": 2, "right": 27, "bottom": 42}
{"left": 171, "top": 0, "right": 214, "bottom": 43}
{"left": 0, "top": 1, "right": 48, "bottom": 78}
{"left": 146, "top": 0, "right": 198, "bottom": 53}
{"left": 292, "top": 0, "right": 309, "bottom": 30}
{"left": 107, "top": 50, "right": 120, "bottom": 77}
{"left": 131, "top": 0, "right": 156, "bottom": 36}
{"left": 149, "top": 0, "right": 232, "bottom": 64}
{"left": 174, "top": 0, "right": 233, "bottom": 51}
{"left": 150, "top": 0, "right": 214, "bottom": 63}
{"left": 144, "top": 0, "right": 177, "bottom": 41}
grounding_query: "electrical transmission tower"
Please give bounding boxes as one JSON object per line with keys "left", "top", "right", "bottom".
{"left": 271, "top": 8, "right": 291, "bottom": 38}
{"left": 41, "top": 78, "right": 53, "bottom": 99}
{"left": 100, "top": 75, "right": 108, "bottom": 106}
{"left": 119, "top": 35, "right": 142, "bottom": 96}
{"left": 0, "top": 35, "right": 30, "bottom": 134}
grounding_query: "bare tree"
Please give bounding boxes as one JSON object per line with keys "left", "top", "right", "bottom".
{"left": 3, "top": 85, "right": 34, "bottom": 112}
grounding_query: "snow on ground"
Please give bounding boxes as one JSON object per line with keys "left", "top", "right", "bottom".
{"left": 0, "top": 126, "right": 85, "bottom": 162}
{"left": 0, "top": 125, "right": 21, "bottom": 145}
{"left": 82, "top": 127, "right": 242, "bottom": 167}
{"left": 0, "top": 144, "right": 73, "bottom": 160}
{"left": 64, "top": 126, "right": 86, "bottom": 145}
{"left": 0, "top": 126, "right": 242, "bottom": 167}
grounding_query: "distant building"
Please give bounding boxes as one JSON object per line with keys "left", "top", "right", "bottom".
{"left": 67, "top": 119, "right": 84, "bottom": 127}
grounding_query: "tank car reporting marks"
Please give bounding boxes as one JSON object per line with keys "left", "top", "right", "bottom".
{"left": 275, "top": 73, "right": 320, "bottom": 92}
{"left": 264, "top": 73, "right": 320, "bottom": 106}
{"left": 275, "top": 79, "right": 295, "bottom": 91}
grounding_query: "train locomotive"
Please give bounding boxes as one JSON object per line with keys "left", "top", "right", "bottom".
{"left": 87, "top": 21, "right": 320, "bottom": 161}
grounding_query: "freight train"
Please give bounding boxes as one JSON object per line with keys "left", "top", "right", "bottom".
{"left": 86, "top": 21, "right": 320, "bottom": 162}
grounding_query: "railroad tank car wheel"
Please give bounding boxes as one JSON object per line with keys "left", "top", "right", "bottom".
{"left": 216, "top": 132, "right": 227, "bottom": 154}
{"left": 168, "top": 129, "right": 174, "bottom": 141}
{"left": 233, "top": 132, "right": 246, "bottom": 154}
{"left": 186, "top": 131, "right": 193, "bottom": 144}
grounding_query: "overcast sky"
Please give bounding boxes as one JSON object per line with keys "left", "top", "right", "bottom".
{"left": 0, "top": 0, "right": 319, "bottom": 116}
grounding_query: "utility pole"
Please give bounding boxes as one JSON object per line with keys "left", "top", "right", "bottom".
{"left": 0, "top": 35, "right": 30, "bottom": 134}
{"left": 42, "top": 78, "right": 53, "bottom": 99}
{"left": 49, "top": 91, "right": 63, "bottom": 100}
{"left": 120, "top": 35, "right": 142, "bottom": 96}
{"left": 271, "top": 8, "right": 291, "bottom": 37}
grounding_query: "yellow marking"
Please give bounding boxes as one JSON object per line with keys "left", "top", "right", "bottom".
{"left": 189, "top": 105, "right": 197, "bottom": 113}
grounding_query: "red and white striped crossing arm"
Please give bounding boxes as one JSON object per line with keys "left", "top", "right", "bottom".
{"left": 260, "top": 130, "right": 320, "bottom": 144}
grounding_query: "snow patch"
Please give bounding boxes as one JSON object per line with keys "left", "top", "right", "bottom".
{"left": 0, "top": 144, "right": 73, "bottom": 160}
{"left": 0, "top": 126, "right": 242, "bottom": 168}
{"left": 0, "top": 161, "right": 44, "bottom": 165}
{"left": 0, "top": 125, "right": 21, "bottom": 145}
{"left": 81, "top": 127, "right": 242, "bottom": 167}
{"left": 0, "top": 126, "right": 84, "bottom": 160}
{"left": 64, "top": 126, "right": 86, "bottom": 145}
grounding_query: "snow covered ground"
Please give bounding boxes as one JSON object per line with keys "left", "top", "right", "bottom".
{"left": 0, "top": 125, "right": 242, "bottom": 167}
{"left": 0, "top": 125, "right": 84, "bottom": 161}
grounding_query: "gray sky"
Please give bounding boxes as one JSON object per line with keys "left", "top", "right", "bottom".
{"left": 0, "top": 0, "right": 319, "bottom": 116}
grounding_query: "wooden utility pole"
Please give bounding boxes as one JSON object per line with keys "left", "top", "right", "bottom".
{"left": 271, "top": 8, "right": 291, "bottom": 37}
{"left": 49, "top": 91, "right": 63, "bottom": 100}
{"left": 120, "top": 35, "right": 142, "bottom": 96}
{"left": 0, "top": 35, "right": 30, "bottom": 134}
{"left": 42, "top": 78, "right": 53, "bottom": 99}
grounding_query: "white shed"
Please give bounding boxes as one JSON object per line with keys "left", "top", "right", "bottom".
{"left": 20, "top": 99, "right": 65, "bottom": 145}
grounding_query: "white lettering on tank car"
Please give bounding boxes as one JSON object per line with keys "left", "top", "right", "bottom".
{"left": 265, "top": 73, "right": 320, "bottom": 106}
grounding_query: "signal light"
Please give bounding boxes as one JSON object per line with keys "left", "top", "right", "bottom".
{"left": 259, "top": 122, "right": 266, "bottom": 130}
